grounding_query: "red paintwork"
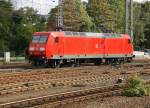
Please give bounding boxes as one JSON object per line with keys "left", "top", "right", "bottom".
{"left": 105, "top": 35, "right": 133, "bottom": 55}
{"left": 28, "top": 32, "right": 133, "bottom": 59}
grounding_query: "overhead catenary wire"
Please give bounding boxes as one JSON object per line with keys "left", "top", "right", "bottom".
{"left": 0, "top": 0, "right": 57, "bottom": 20}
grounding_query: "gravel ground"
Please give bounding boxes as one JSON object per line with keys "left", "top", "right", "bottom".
{"left": 59, "top": 96, "right": 150, "bottom": 108}
{"left": 0, "top": 59, "right": 149, "bottom": 108}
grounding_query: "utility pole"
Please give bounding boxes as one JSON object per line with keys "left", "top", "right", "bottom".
{"left": 125, "top": 0, "right": 134, "bottom": 42}
{"left": 57, "top": 0, "right": 64, "bottom": 31}
{"left": 130, "top": 0, "right": 134, "bottom": 42}
{"left": 125, "top": 0, "right": 129, "bottom": 34}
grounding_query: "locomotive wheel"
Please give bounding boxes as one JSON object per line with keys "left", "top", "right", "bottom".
{"left": 94, "top": 59, "right": 102, "bottom": 65}
{"left": 53, "top": 60, "right": 63, "bottom": 68}
{"left": 70, "top": 61, "right": 77, "bottom": 67}
{"left": 51, "top": 61, "right": 57, "bottom": 68}
{"left": 105, "top": 59, "right": 110, "bottom": 65}
{"left": 56, "top": 63, "right": 63, "bottom": 68}
{"left": 127, "top": 58, "right": 132, "bottom": 63}
{"left": 71, "top": 63, "right": 76, "bottom": 67}
{"left": 94, "top": 61, "right": 102, "bottom": 65}
{"left": 70, "top": 62, "right": 80, "bottom": 67}
{"left": 109, "top": 59, "right": 121, "bottom": 65}
{"left": 116, "top": 60, "right": 122, "bottom": 65}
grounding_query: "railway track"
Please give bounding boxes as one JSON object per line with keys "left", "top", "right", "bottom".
{"left": 0, "top": 61, "right": 149, "bottom": 108}
{"left": 0, "top": 62, "right": 146, "bottom": 85}
{"left": 1, "top": 79, "right": 150, "bottom": 108}
{"left": 0, "top": 84, "right": 126, "bottom": 108}
{"left": 1, "top": 63, "right": 139, "bottom": 85}
{"left": 0, "top": 74, "right": 129, "bottom": 96}
{"left": 0, "top": 62, "right": 149, "bottom": 96}
{"left": 35, "top": 89, "right": 123, "bottom": 108}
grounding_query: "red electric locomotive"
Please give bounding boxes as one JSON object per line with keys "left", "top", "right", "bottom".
{"left": 28, "top": 31, "right": 134, "bottom": 67}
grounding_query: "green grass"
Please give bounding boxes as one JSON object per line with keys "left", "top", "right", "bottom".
{"left": 123, "top": 75, "right": 150, "bottom": 97}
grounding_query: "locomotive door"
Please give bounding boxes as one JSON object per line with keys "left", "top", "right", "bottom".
{"left": 100, "top": 38, "right": 105, "bottom": 57}
{"left": 53, "top": 36, "right": 59, "bottom": 57}
{"left": 58, "top": 37, "right": 64, "bottom": 58}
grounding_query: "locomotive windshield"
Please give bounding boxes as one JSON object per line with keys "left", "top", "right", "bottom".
{"left": 32, "top": 36, "right": 48, "bottom": 43}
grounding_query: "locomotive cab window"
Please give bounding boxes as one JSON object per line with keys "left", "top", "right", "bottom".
{"left": 54, "top": 37, "right": 59, "bottom": 43}
{"left": 32, "top": 35, "right": 48, "bottom": 43}
{"left": 32, "top": 36, "right": 40, "bottom": 43}
{"left": 39, "top": 36, "right": 48, "bottom": 43}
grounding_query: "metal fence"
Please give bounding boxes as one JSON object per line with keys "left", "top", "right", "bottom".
{"left": 0, "top": 51, "right": 26, "bottom": 62}
{"left": 0, "top": 52, "right": 4, "bottom": 58}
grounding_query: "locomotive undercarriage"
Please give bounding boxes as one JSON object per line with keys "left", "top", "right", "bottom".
{"left": 29, "top": 56, "right": 47, "bottom": 66}
{"left": 29, "top": 56, "right": 132, "bottom": 68}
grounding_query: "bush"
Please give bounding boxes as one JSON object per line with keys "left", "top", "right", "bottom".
{"left": 123, "top": 75, "right": 150, "bottom": 97}
{"left": 145, "top": 85, "right": 150, "bottom": 95}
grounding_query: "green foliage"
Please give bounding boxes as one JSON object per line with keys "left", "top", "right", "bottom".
{"left": 87, "top": 0, "right": 116, "bottom": 32}
{"left": 10, "top": 7, "right": 45, "bottom": 55}
{"left": 109, "top": 0, "right": 125, "bottom": 33}
{"left": 133, "top": 2, "right": 150, "bottom": 49}
{"left": 0, "top": 0, "right": 46, "bottom": 55}
{"left": 123, "top": 76, "right": 150, "bottom": 97}
{"left": 145, "top": 85, "right": 150, "bottom": 95}
{"left": 77, "top": 0, "right": 94, "bottom": 32}
{"left": 0, "top": 0, "right": 13, "bottom": 51}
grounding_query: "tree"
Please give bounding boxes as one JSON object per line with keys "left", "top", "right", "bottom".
{"left": 87, "top": 0, "right": 116, "bottom": 32}
{"left": 133, "top": 1, "right": 150, "bottom": 49}
{"left": 0, "top": 0, "right": 13, "bottom": 51}
{"left": 133, "top": 2, "right": 145, "bottom": 49}
{"left": 10, "top": 7, "right": 46, "bottom": 55}
{"left": 76, "top": 0, "right": 94, "bottom": 32}
{"left": 108, "top": 0, "right": 125, "bottom": 33}
{"left": 143, "top": 2, "right": 150, "bottom": 48}
{"left": 46, "top": 7, "right": 58, "bottom": 31}
{"left": 0, "top": 0, "right": 46, "bottom": 54}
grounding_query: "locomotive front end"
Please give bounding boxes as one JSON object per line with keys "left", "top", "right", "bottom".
{"left": 28, "top": 34, "right": 48, "bottom": 66}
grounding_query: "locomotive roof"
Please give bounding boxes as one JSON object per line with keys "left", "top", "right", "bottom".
{"left": 34, "top": 31, "right": 130, "bottom": 38}
{"left": 63, "top": 31, "right": 122, "bottom": 38}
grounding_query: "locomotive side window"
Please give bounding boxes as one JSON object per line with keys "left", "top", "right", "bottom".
{"left": 72, "top": 32, "right": 79, "bottom": 36}
{"left": 65, "top": 32, "right": 72, "bottom": 36}
{"left": 54, "top": 37, "right": 59, "bottom": 43}
{"left": 128, "top": 39, "right": 131, "bottom": 44}
{"left": 79, "top": 32, "right": 86, "bottom": 36}
{"left": 32, "top": 36, "right": 40, "bottom": 43}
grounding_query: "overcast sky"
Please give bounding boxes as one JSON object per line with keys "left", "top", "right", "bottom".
{"left": 11, "top": 0, "right": 150, "bottom": 15}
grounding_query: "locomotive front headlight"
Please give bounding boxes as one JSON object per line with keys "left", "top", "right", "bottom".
{"left": 29, "top": 47, "right": 35, "bottom": 51}
{"left": 40, "top": 47, "right": 45, "bottom": 51}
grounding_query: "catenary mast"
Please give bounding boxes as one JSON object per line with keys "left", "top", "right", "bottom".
{"left": 125, "top": 0, "right": 134, "bottom": 42}
{"left": 57, "top": 0, "right": 64, "bottom": 31}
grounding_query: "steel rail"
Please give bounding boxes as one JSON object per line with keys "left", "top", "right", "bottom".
{"left": 33, "top": 89, "right": 123, "bottom": 108}
{"left": 0, "top": 74, "right": 129, "bottom": 96}
{"left": 0, "top": 84, "right": 126, "bottom": 108}
{"left": 1, "top": 80, "right": 149, "bottom": 108}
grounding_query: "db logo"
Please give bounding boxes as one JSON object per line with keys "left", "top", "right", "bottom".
{"left": 95, "top": 44, "right": 99, "bottom": 48}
